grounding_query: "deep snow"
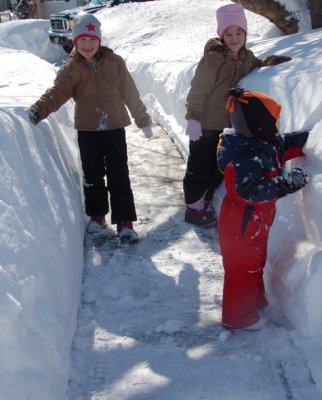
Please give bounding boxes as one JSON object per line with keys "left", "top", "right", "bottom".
{"left": 1, "top": 0, "right": 322, "bottom": 399}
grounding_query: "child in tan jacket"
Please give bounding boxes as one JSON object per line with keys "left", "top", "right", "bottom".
{"left": 183, "top": 3, "right": 290, "bottom": 227}
{"left": 28, "top": 14, "right": 153, "bottom": 243}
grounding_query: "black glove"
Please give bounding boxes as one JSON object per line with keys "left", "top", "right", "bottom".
{"left": 276, "top": 167, "right": 309, "bottom": 196}
{"left": 27, "top": 108, "right": 40, "bottom": 125}
{"left": 261, "top": 55, "right": 292, "bottom": 66}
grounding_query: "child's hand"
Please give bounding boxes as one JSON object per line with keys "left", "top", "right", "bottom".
{"left": 289, "top": 167, "right": 309, "bottom": 190}
{"left": 142, "top": 125, "right": 156, "bottom": 139}
{"left": 276, "top": 167, "right": 309, "bottom": 196}
{"left": 27, "top": 108, "right": 40, "bottom": 125}
{"left": 261, "top": 55, "right": 292, "bottom": 66}
{"left": 283, "top": 167, "right": 309, "bottom": 194}
{"left": 186, "top": 120, "right": 202, "bottom": 141}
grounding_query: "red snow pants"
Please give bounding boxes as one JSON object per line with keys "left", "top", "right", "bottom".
{"left": 218, "top": 197, "right": 275, "bottom": 329}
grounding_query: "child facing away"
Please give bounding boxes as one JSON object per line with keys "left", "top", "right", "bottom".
{"left": 27, "top": 14, "right": 154, "bottom": 243}
{"left": 183, "top": 2, "right": 291, "bottom": 227}
{"left": 217, "top": 88, "right": 310, "bottom": 331}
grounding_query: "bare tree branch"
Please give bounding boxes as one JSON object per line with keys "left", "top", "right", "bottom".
{"left": 232, "top": 0, "right": 299, "bottom": 34}
{"left": 308, "top": 0, "right": 322, "bottom": 28}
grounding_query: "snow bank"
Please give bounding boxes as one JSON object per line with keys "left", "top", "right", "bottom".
{"left": 1, "top": 0, "right": 322, "bottom": 397}
{"left": 97, "top": 1, "right": 322, "bottom": 350}
{"left": 0, "top": 49, "right": 84, "bottom": 400}
{"left": 0, "top": 19, "right": 66, "bottom": 64}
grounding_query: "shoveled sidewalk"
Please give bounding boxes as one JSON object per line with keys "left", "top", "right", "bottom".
{"left": 67, "top": 122, "right": 318, "bottom": 400}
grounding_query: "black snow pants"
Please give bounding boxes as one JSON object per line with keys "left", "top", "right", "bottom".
{"left": 183, "top": 129, "right": 223, "bottom": 205}
{"left": 77, "top": 128, "right": 137, "bottom": 224}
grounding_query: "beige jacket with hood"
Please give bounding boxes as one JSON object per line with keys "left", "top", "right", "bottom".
{"left": 30, "top": 46, "right": 151, "bottom": 131}
{"left": 185, "top": 38, "right": 262, "bottom": 131}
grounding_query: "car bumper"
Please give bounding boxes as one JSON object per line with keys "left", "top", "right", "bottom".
{"left": 49, "top": 31, "right": 72, "bottom": 46}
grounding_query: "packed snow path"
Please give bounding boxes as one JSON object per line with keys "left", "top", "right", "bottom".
{"left": 68, "top": 124, "right": 319, "bottom": 400}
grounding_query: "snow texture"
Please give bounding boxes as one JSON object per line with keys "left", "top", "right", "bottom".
{"left": 0, "top": 0, "right": 322, "bottom": 399}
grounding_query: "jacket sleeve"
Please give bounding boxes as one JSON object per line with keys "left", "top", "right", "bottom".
{"left": 233, "top": 132, "right": 309, "bottom": 202}
{"left": 281, "top": 131, "right": 309, "bottom": 163}
{"left": 118, "top": 56, "right": 151, "bottom": 128}
{"left": 259, "top": 55, "right": 292, "bottom": 67}
{"left": 233, "top": 159, "right": 287, "bottom": 202}
{"left": 29, "top": 64, "right": 75, "bottom": 122}
{"left": 185, "top": 53, "right": 221, "bottom": 121}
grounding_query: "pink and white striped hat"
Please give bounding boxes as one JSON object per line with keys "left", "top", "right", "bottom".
{"left": 216, "top": 3, "right": 247, "bottom": 39}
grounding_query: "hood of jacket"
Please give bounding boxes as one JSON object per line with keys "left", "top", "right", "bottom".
{"left": 203, "top": 37, "right": 247, "bottom": 57}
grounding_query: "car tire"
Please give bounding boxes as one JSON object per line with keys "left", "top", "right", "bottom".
{"left": 63, "top": 44, "right": 73, "bottom": 54}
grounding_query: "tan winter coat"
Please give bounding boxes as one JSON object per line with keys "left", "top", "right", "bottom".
{"left": 185, "top": 39, "right": 261, "bottom": 130}
{"left": 31, "top": 46, "right": 150, "bottom": 131}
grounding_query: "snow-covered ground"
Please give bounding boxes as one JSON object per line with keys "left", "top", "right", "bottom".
{"left": 1, "top": 0, "right": 322, "bottom": 399}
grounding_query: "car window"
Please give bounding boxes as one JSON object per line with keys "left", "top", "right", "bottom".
{"left": 89, "top": 0, "right": 113, "bottom": 6}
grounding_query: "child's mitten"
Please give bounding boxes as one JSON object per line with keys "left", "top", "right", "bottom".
{"left": 288, "top": 166, "right": 309, "bottom": 190}
{"left": 261, "top": 55, "right": 292, "bottom": 66}
{"left": 142, "top": 125, "right": 154, "bottom": 139}
{"left": 276, "top": 167, "right": 309, "bottom": 196}
{"left": 27, "top": 108, "right": 40, "bottom": 125}
{"left": 185, "top": 120, "right": 202, "bottom": 141}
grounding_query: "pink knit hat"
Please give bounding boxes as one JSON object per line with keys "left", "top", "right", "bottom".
{"left": 72, "top": 14, "right": 102, "bottom": 44}
{"left": 216, "top": 3, "right": 247, "bottom": 39}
